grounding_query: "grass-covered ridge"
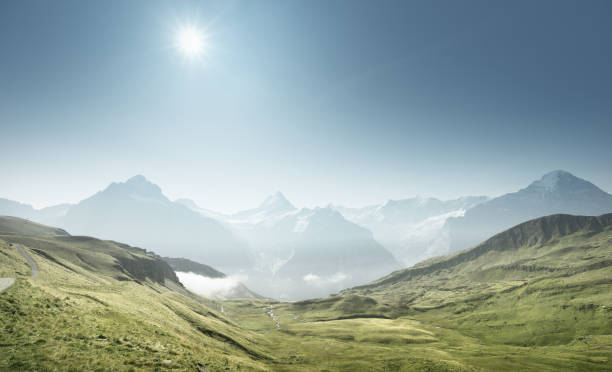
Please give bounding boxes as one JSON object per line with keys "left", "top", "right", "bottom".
{"left": 343, "top": 213, "right": 612, "bottom": 310}
{"left": 359, "top": 213, "right": 612, "bottom": 290}
{"left": 222, "top": 213, "right": 611, "bottom": 370}
{"left": 0, "top": 215, "right": 69, "bottom": 237}
{"left": 0, "top": 217, "right": 271, "bottom": 371}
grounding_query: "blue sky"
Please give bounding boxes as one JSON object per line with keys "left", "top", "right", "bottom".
{"left": 1, "top": 0, "right": 611, "bottom": 212}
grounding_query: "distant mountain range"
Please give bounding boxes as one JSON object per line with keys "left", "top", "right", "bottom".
{"left": 0, "top": 177, "right": 400, "bottom": 300}
{"left": 1, "top": 169, "right": 611, "bottom": 300}
{"left": 230, "top": 191, "right": 297, "bottom": 224}
{"left": 184, "top": 193, "right": 401, "bottom": 300}
{"left": 241, "top": 205, "right": 401, "bottom": 300}
{"left": 333, "top": 196, "right": 488, "bottom": 265}
{"left": 1, "top": 176, "right": 251, "bottom": 273}
{"left": 344, "top": 212, "right": 612, "bottom": 307}
{"left": 0, "top": 198, "right": 71, "bottom": 226}
{"left": 445, "top": 170, "right": 612, "bottom": 253}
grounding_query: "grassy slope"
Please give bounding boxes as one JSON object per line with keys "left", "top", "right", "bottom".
{"left": 0, "top": 223, "right": 271, "bottom": 371}
{"left": 1, "top": 214, "right": 611, "bottom": 371}
{"left": 0, "top": 215, "right": 69, "bottom": 237}
{"left": 223, "top": 214, "right": 612, "bottom": 371}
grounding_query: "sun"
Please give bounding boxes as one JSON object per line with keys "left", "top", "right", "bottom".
{"left": 175, "top": 25, "right": 207, "bottom": 58}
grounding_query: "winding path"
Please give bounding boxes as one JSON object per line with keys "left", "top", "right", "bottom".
{"left": 0, "top": 244, "right": 38, "bottom": 293}
{"left": 16, "top": 245, "right": 38, "bottom": 280}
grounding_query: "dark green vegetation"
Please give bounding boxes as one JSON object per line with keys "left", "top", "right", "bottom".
{"left": 1, "top": 214, "right": 611, "bottom": 371}
{"left": 163, "top": 256, "right": 225, "bottom": 278}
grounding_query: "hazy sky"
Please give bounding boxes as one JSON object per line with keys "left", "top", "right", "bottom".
{"left": 1, "top": 0, "right": 611, "bottom": 212}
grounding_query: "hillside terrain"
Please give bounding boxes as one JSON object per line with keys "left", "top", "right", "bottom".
{"left": 163, "top": 256, "right": 226, "bottom": 278}
{"left": 224, "top": 213, "right": 612, "bottom": 371}
{"left": 1, "top": 213, "right": 610, "bottom": 371}
{"left": 0, "top": 216, "right": 69, "bottom": 237}
{"left": 0, "top": 216, "right": 271, "bottom": 371}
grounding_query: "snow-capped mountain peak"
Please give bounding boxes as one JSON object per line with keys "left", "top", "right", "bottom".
{"left": 231, "top": 192, "right": 297, "bottom": 224}
{"left": 259, "top": 191, "right": 295, "bottom": 213}
{"left": 102, "top": 175, "right": 166, "bottom": 203}
{"left": 526, "top": 170, "right": 602, "bottom": 194}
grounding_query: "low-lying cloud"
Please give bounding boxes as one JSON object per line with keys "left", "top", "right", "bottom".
{"left": 302, "top": 272, "right": 348, "bottom": 286}
{"left": 176, "top": 271, "right": 247, "bottom": 300}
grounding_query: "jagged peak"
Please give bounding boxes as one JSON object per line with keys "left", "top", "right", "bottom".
{"left": 100, "top": 175, "right": 165, "bottom": 200}
{"left": 231, "top": 191, "right": 296, "bottom": 220}
{"left": 124, "top": 175, "right": 161, "bottom": 190}
{"left": 534, "top": 170, "right": 575, "bottom": 186}
{"left": 259, "top": 191, "right": 295, "bottom": 211}
{"left": 527, "top": 170, "right": 602, "bottom": 193}
{"left": 126, "top": 174, "right": 149, "bottom": 184}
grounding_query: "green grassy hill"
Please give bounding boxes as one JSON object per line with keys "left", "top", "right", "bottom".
{"left": 346, "top": 213, "right": 612, "bottom": 311}
{"left": 1, "top": 214, "right": 610, "bottom": 371}
{"left": 0, "top": 215, "right": 69, "bottom": 237}
{"left": 0, "top": 216, "right": 271, "bottom": 371}
{"left": 223, "top": 213, "right": 612, "bottom": 371}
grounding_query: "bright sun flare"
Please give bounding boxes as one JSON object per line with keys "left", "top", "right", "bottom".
{"left": 176, "top": 26, "right": 206, "bottom": 58}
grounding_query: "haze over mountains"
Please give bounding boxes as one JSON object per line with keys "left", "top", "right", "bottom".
{"left": 333, "top": 195, "right": 488, "bottom": 265}
{"left": 230, "top": 191, "right": 297, "bottom": 224}
{"left": 1, "top": 170, "right": 611, "bottom": 300}
{"left": 184, "top": 191, "right": 401, "bottom": 299}
{"left": 60, "top": 175, "right": 252, "bottom": 273}
{"left": 445, "top": 170, "right": 612, "bottom": 253}
{"left": 2, "top": 210, "right": 610, "bottom": 370}
{"left": 248, "top": 205, "right": 401, "bottom": 300}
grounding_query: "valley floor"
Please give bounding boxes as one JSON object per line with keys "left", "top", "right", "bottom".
{"left": 220, "top": 299, "right": 611, "bottom": 371}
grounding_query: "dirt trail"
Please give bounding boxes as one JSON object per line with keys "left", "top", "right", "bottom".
{"left": 16, "top": 245, "right": 38, "bottom": 280}
{"left": 0, "top": 244, "right": 37, "bottom": 293}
